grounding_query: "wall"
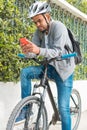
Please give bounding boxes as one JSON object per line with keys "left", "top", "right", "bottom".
{"left": 0, "top": 80, "right": 87, "bottom": 130}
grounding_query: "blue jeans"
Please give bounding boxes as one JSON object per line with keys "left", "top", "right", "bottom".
{"left": 21, "top": 65, "right": 73, "bottom": 130}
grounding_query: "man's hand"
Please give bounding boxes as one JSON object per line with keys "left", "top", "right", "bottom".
{"left": 20, "top": 40, "right": 40, "bottom": 55}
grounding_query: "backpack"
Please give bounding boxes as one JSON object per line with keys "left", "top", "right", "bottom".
{"left": 65, "top": 29, "right": 82, "bottom": 65}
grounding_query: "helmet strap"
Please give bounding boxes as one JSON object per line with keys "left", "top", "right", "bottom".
{"left": 42, "top": 14, "right": 49, "bottom": 33}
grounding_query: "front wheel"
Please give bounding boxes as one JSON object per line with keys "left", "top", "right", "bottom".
{"left": 70, "top": 89, "right": 81, "bottom": 130}
{"left": 6, "top": 96, "right": 48, "bottom": 130}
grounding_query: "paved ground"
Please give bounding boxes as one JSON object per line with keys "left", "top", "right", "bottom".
{"left": 49, "top": 110, "right": 87, "bottom": 130}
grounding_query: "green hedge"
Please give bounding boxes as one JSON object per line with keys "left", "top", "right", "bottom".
{"left": 0, "top": 44, "right": 20, "bottom": 82}
{"left": 0, "top": 0, "right": 36, "bottom": 82}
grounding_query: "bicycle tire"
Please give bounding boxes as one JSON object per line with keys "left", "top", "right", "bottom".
{"left": 71, "top": 89, "right": 81, "bottom": 130}
{"left": 6, "top": 96, "right": 48, "bottom": 130}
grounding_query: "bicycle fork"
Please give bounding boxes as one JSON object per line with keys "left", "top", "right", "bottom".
{"left": 33, "top": 83, "right": 47, "bottom": 130}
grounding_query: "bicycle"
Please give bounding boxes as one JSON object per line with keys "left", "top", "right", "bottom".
{"left": 6, "top": 53, "right": 81, "bottom": 130}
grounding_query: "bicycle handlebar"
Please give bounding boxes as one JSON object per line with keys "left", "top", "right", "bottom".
{"left": 61, "top": 53, "right": 77, "bottom": 59}
{"left": 18, "top": 53, "right": 26, "bottom": 58}
{"left": 17, "top": 52, "right": 77, "bottom": 64}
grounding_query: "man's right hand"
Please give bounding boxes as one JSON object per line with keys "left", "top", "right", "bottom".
{"left": 20, "top": 38, "right": 40, "bottom": 55}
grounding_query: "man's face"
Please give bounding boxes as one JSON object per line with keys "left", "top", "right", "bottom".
{"left": 32, "top": 14, "right": 49, "bottom": 31}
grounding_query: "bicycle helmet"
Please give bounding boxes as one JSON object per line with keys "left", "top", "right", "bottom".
{"left": 28, "top": 1, "right": 51, "bottom": 18}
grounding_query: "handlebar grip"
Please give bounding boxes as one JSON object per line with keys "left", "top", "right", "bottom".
{"left": 17, "top": 53, "right": 26, "bottom": 58}
{"left": 61, "top": 53, "right": 77, "bottom": 59}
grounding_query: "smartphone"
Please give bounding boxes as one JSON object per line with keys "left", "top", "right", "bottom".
{"left": 19, "top": 38, "right": 29, "bottom": 45}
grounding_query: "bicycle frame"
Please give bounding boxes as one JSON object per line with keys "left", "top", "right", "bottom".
{"left": 32, "top": 62, "right": 60, "bottom": 125}
{"left": 32, "top": 61, "right": 80, "bottom": 126}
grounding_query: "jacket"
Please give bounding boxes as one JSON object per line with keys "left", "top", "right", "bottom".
{"left": 31, "top": 20, "right": 75, "bottom": 81}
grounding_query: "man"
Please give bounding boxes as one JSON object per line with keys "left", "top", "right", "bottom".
{"left": 17, "top": 1, "right": 75, "bottom": 130}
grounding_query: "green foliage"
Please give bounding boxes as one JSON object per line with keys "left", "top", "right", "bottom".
{"left": 67, "top": 0, "right": 87, "bottom": 14}
{"left": 0, "top": 0, "right": 36, "bottom": 82}
{"left": 0, "top": 44, "right": 20, "bottom": 82}
{"left": 78, "top": 0, "right": 87, "bottom": 14}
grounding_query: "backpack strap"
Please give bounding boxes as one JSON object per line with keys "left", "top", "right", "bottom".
{"left": 64, "top": 28, "right": 75, "bottom": 53}
{"left": 64, "top": 44, "right": 73, "bottom": 53}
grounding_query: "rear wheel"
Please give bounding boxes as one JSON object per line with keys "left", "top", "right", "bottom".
{"left": 70, "top": 89, "right": 81, "bottom": 130}
{"left": 6, "top": 96, "right": 48, "bottom": 130}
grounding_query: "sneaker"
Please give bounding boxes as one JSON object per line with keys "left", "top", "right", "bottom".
{"left": 15, "top": 109, "right": 26, "bottom": 125}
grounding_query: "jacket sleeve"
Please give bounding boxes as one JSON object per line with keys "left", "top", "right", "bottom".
{"left": 32, "top": 29, "right": 41, "bottom": 47}
{"left": 25, "top": 30, "right": 41, "bottom": 58}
